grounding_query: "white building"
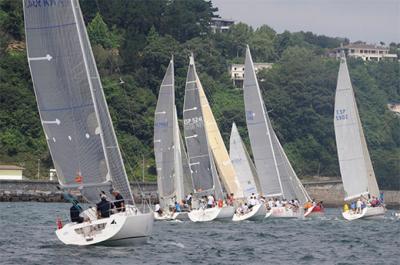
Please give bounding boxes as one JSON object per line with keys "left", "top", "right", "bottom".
{"left": 230, "top": 63, "right": 273, "bottom": 87}
{"left": 210, "top": 18, "right": 235, "bottom": 33}
{"left": 0, "top": 165, "right": 24, "bottom": 180}
{"left": 334, "top": 43, "right": 398, "bottom": 61}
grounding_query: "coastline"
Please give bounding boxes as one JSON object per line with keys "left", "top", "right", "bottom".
{"left": 0, "top": 179, "right": 399, "bottom": 208}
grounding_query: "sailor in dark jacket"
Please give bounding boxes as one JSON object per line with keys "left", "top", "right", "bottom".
{"left": 111, "top": 190, "right": 125, "bottom": 212}
{"left": 96, "top": 194, "right": 111, "bottom": 218}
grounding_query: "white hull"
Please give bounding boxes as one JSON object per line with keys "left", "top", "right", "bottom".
{"left": 342, "top": 206, "right": 386, "bottom": 221}
{"left": 56, "top": 205, "right": 154, "bottom": 246}
{"left": 232, "top": 204, "right": 267, "bottom": 221}
{"left": 154, "top": 211, "right": 189, "bottom": 221}
{"left": 188, "top": 206, "right": 234, "bottom": 222}
{"left": 268, "top": 206, "right": 302, "bottom": 218}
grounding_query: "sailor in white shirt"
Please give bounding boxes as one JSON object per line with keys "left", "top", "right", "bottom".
{"left": 268, "top": 199, "right": 274, "bottom": 209}
{"left": 275, "top": 199, "right": 282, "bottom": 207}
{"left": 207, "top": 195, "right": 215, "bottom": 208}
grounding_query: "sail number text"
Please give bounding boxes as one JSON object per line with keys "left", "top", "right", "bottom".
{"left": 335, "top": 109, "right": 348, "bottom": 121}
{"left": 184, "top": 117, "right": 203, "bottom": 130}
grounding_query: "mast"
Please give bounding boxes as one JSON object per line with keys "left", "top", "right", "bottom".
{"left": 334, "top": 52, "right": 380, "bottom": 201}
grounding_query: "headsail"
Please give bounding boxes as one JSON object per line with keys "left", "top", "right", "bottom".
{"left": 154, "top": 58, "right": 176, "bottom": 207}
{"left": 334, "top": 52, "right": 380, "bottom": 201}
{"left": 229, "top": 123, "right": 260, "bottom": 197}
{"left": 243, "top": 46, "right": 283, "bottom": 197}
{"left": 183, "top": 56, "right": 222, "bottom": 199}
{"left": 194, "top": 57, "right": 244, "bottom": 198}
{"left": 24, "top": 0, "right": 133, "bottom": 203}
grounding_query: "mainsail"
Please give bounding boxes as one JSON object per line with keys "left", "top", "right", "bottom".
{"left": 194, "top": 56, "right": 244, "bottom": 198}
{"left": 24, "top": 0, "right": 133, "bottom": 203}
{"left": 243, "top": 45, "right": 283, "bottom": 197}
{"left": 334, "top": 52, "right": 380, "bottom": 201}
{"left": 183, "top": 56, "right": 222, "bottom": 199}
{"left": 154, "top": 58, "right": 176, "bottom": 206}
{"left": 229, "top": 123, "right": 260, "bottom": 197}
{"left": 243, "top": 45, "right": 310, "bottom": 203}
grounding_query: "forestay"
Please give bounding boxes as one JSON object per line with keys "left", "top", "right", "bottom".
{"left": 24, "top": 0, "right": 133, "bottom": 203}
{"left": 243, "top": 46, "right": 283, "bottom": 197}
{"left": 334, "top": 52, "right": 380, "bottom": 201}
{"left": 183, "top": 57, "right": 220, "bottom": 198}
{"left": 229, "top": 123, "right": 260, "bottom": 197}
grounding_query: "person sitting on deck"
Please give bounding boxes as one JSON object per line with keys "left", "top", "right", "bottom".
{"left": 111, "top": 190, "right": 125, "bottom": 212}
{"left": 96, "top": 194, "right": 111, "bottom": 219}
{"left": 154, "top": 204, "right": 163, "bottom": 216}
{"left": 70, "top": 204, "right": 84, "bottom": 223}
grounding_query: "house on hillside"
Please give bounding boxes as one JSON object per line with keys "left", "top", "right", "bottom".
{"left": 0, "top": 165, "right": 25, "bottom": 180}
{"left": 332, "top": 43, "right": 398, "bottom": 61}
{"left": 210, "top": 18, "right": 235, "bottom": 33}
{"left": 230, "top": 63, "right": 273, "bottom": 87}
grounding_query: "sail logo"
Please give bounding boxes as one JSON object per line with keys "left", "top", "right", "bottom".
{"left": 155, "top": 121, "right": 168, "bottom": 128}
{"left": 335, "top": 109, "right": 348, "bottom": 121}
{"left": 184, "top": 117, "right": 203, "bottom": 130}
{"left": 26, "top": 0, "right": 65, "bottom": 8}
{"left": 246, "top": 111, "right": 255, "bottom": 121}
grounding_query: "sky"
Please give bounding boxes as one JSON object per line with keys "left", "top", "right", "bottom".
{"left": 211, "top": 0, "right": 400, "bottom": 44}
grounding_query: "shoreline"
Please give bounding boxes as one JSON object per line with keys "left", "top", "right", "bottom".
{"left": 0, "top": 179, "right": 399, "bottom": 208}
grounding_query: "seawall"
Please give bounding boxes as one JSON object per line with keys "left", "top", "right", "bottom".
{"left": 1, "top": 179, "right": 399, "bottom": 208}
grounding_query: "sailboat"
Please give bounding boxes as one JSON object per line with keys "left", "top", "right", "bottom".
{"left": 154, "top": 57, "right": 192, "bottom": 221}
{"left": 183, "top": 55, "right": 234, "bottom": 222}
{"left": 334, "top": 51, "right": 386, "bottom": 221}
{"left": 243, "top": 46, "right": 319, "bottom": 218}
{"left": 230, "top": 123, "right": 266, "bottom": 221}
{"left": 24, "top": 0, "right": 153, "bottom": 245}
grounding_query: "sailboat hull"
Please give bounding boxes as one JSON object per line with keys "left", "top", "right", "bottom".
{"left": 267, "top": 206, "right": 302, "bottom": 218}
{"left": 56, "top": 205, "right": 154, "bottom": 246}
{"left": 154, "top": 211, "right": 189, "bottom": 221}
{"left": 232, "top": 204, "right": 267, "bottom": 221}
{"left": 342, "top": 205, "right": 386, "bottom": 221}
{"left": 188, "top": 206, "right": 234, "bottom": 222}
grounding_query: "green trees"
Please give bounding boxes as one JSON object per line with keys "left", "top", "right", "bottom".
{"left": 0, "top": 0, "right": 398, "bottom": 188}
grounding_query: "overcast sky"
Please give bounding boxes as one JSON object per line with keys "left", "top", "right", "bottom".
{"left": 211, "top": 0, "right": 400, "bottom": 44}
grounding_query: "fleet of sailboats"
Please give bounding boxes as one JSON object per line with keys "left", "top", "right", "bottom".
{"left": 22, "top": 0, "right": 391, "bottom": 245}
{"left": 334, "top": 51, "right": 386, "bottom": 221}
{"left": 24, "top": 0, "right": 153, "bottom": 245}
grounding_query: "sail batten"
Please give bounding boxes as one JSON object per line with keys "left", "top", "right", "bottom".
{"left": 334, "top": 53, "right": 380, "bottom": 200}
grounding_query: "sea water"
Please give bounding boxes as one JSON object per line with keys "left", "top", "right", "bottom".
{"left": 0, "top": 202, "right": 398, "bottom": 265}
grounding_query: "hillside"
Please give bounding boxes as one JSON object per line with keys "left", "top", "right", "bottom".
{"left": 0, "top": 0, "right": 399, "bottom": 189}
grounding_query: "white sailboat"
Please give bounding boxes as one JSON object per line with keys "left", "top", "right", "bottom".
{"left": 230, "top": 123, "right": 267, "bottom": 221}
{"left": 334, "top": 51, "right": 386, "bottom": 221}
{"left": 24, "top": 0, "right": 153, "bottom": 245}
{"left": 243, "top": 46, "right": 318, "bottom": 218}
{"left": 183, "top": 55, "right": 234, "bottom": 222}
{"left": 154, "top": 57, "right": 192, "bottom": 221}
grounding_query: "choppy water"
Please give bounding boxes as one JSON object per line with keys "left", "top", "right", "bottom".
{"left": 0, "top": 202, "right": 399, "bottom": 265}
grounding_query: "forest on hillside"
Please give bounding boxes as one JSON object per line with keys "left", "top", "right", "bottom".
{"left": 0, "top": 0, "right": 399, "bottom": 189}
